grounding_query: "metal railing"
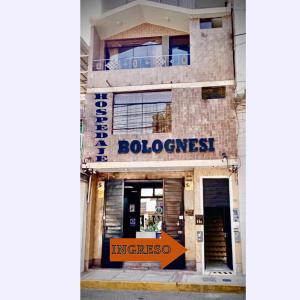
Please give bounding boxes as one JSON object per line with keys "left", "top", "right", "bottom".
{"left": 93, "top": 53, "right": 190, "bottom": 71}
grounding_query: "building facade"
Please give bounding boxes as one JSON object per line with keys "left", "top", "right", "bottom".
{"left": 81, "top": 0, "right": 244, "bottom": 275}
{"left": 80, "top": 37, "right": 89, "bottom": 273}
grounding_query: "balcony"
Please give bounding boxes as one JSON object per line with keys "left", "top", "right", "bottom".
{"left": 93, "top": 35, "right": 190, "bottom": 71}
{"left": 93, "top": 53, "right": 190, "bottom": 71}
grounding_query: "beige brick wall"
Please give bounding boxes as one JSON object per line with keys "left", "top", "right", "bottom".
{"left": 88, "top": 16, "right": 234, "bottom": 87}
{"left": 83, "top": 86, "right": 237, "bottom": 163}
{"left": 83, "top": 16, "right": 237, "bottom": 163}
{"left": 106, "top": 23, "right": 187, "bottom": 40}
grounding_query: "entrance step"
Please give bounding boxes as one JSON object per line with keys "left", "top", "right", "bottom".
{"left": 123, "top": 261, "right": 160, "bottom": 270}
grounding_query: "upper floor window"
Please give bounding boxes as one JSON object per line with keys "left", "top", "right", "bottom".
{"left": 202, "top": 86, "right": 226, "bottom": 99}
{"left": 169, "top": 35, "right": 190, "bottom": 66}
{"left": 113, "top": 91, "right": 172, "bottom": 135}
{"left": 101, "top": 36, "right": 190, "bottom": 70}
{"left": 105, "top": 37, "right": 163, "bottom": 70}
{"left": 200, "top": 18, "right": 223, "bottom": 29}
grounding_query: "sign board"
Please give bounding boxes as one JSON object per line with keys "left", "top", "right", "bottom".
{"left": 110, "top": 231, "right": 188, "bottom": 269}
{"left": 185, "top": 209, "right": 194, "bottom": 216}
{"left": 233, "top": 208, "right": 240, "bottom": 222}
{"left": 130, "top": 218, "right": 136, "bottom": 226}
{"left": 95, "top": 93, "right": 108, "bottom": 162}
{"left": 185, "top": 175, "right": 194, "bottom": 191}
{"left": 155, "top": 206, "right": 163, "bottom": 214}
{"left": 118, "top": 138, "right": 215, "bottom": 154}
{"left": 195, "top": 215, "right": 204, "bottom": 225}
{"left": 97, "top": 181, "right": 105, "bottom": 199}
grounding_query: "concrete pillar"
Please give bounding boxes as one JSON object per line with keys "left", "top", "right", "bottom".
{"left": 84, "top": 175, "right": 97, "bottom": 271}
{"left": 230, "top": 172, "right": 243, "bottom": 275}
{"left": 80, "top": 177, "right": 88, "bottom": 272}
{"left": 92, "top": 179, "right": 105, "bottom": 267}
{"left": 162, "top": 36, "right": 169, "bottom": 66}
{"left": 194, "top": 168, "right": 204, "bottom": 273}
{"left": 184, "top": 171, "right": 196, "bottom": 270}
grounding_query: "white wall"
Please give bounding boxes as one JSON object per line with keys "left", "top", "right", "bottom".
{"left": 80, "top": 179, "right": 88, "bottom": 272}
{"left": 233, "top": 0, "right": 246, "bottom": 275}
{"left": 237, "top": 107, "right": 246, "bottom": 275}
{"left": 233, "top": 0, "right": 246, "bottom": 96}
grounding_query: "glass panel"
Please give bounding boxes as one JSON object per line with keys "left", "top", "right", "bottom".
{"left": 141, "top": 188, "right": 154, "bottom": 197}
{"left": 202, "top": 86, "right": 226, "bottom": 99}
{"left": 169, "top": 35, "right": 190, "bottom": 66}
{"left": 118, "top": 47, "right": 133, "bottom": 69}
{"left": 154, "top": 188, "right": 163, "bottom": 196}
{"left": 171, "top": 46, "right": 189, "bottom": 65}
{"left": 200, "top": 19, "right": 212, "bottom": 29}
{"left": 113, "top": 91, "right": 171, "bottom": 134}
{"left": 212, "top": 18, "right": 222, "bottom": 28}
{"left": 105, "top": 38, "right": 162, "bottom": 70}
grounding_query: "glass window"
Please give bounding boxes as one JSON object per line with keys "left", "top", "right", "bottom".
{"left": 113, "top": 91, "right": 172, "bottom": 135}
{"left": 141, "top": 188, "right": 154, "bottom": 197}
{"left": 169, "top": 35, "right": 190, "bottom": 66}
{"left": 200, "top": 18, "right": 222, "bottom": 29}
{"left": 118, "top": 47, "right": 133, "bottom": 69}
{"left": 202, "top": 86, "right": 226, "bottom": 100}
{"left": 105, "top": 37, "right": 162, "bottom": 70}
{"left": 154, "top": 188, "right": 163, "bottom": 196}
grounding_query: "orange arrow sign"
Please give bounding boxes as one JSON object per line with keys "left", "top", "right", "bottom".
{"left": 110, "top": 231, "right": 188, "bottom": 269}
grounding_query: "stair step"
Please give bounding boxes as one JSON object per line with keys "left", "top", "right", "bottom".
{"left": 206, "top": 259, "right": 227, "bottom": 263}
{"left": 205, "top": 237, "right": 226, "bottom": 242}
{"left": 205, "top": 253, "right": 227, "bottom": 258}
{"left": 204, "top": 232, "right": 225, "bottom": 237}
{"left": 205, "top": 225, "right": 224, "bottom": 229}
{"left": 205, "top": 246, "right": 227, "bottom": 251}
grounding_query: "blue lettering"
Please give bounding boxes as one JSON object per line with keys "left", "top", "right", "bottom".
{"left": 96, "top": 125, "right": 108, "bottom": 131}
{"left": 164, "top": 139, "right": 175, "bottom": 153}
{"left": 97, "top": 148, "right": 105, "bottom": 155}
{"left": 96, "top": 155, "right": 108, "bottom": 162}
{"left": 208, "top": 138, "right": 215, "bottom": 152}
{"left": 95, "top": 140, "right": 108, "bottom": 147}
{"left": 142, "top": 140, "right": 152, "bottom": 153}
{"left": 118, "top": 141, "right": 129, "bottom": 154}
{"left": 188, "top": 138, "right": 198, "bottom": 152}
{"left": 95, "top": 101, "right": 108, "bottom": 108}
{"left": 152, "top": 140, "right": 163, "bottom": 153}
{"left": 176, "top": 139, "right": 188, "bottom": 152}
{"left": 95, "top": 94, "right": 107, "bottom": 100}
{"left": 199, "top": 138, "right": 208, "bottom": 152}
{"left": 96, "top": 108, "right": 107, "bottom": 115}
{"left": 96, "top": 117, "right": 108, "bottom": 123}
{"left": 130, "top": 140, "right": 142, "bottom": 154}
{"left": 96, "top": 132, "right": 108, "bottom": 139}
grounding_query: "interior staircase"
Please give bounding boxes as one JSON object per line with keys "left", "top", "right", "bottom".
{"left": 204, "top": 210, "right": 227, "bottom": 264}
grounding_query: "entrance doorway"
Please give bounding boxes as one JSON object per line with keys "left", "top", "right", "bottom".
{"left": 203, "top": 178, "right": 233, "bottom": 272}
{"left": 101, "top": 178, "right": 185, "bottom": 269}
{"left": 123, "top": 180, "right": 163, "bottom": 238}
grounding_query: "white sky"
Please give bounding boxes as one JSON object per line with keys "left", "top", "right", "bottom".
{"left": 81, "top": 0, "right": 102, "bottom": 45}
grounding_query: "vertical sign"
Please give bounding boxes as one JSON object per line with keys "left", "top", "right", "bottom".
{"left": 185, "top": 174, "right": 194, "bottom": 191}
{"left": 95, "top": 93, "right": 108, "bottom": 162}
{"left": 97, "top": 181, "right": 105, "bottom": 199}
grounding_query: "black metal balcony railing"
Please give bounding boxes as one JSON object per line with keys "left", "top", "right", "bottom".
{"left": 93, "top": 53, "right": 190, "bottom": 71}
